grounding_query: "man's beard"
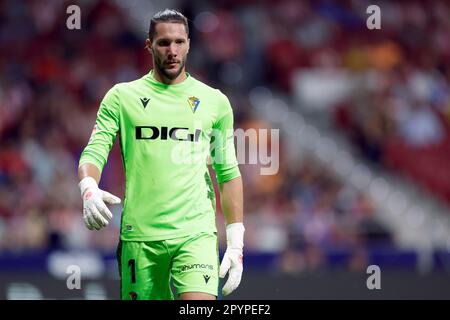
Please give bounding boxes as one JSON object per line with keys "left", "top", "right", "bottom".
{"left": 155, "top": 55, "right": 187, "bottom": 80}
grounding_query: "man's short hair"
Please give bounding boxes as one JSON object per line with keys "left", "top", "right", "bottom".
{"left": 148, "top": 9, "right": 189, "bottom": 41}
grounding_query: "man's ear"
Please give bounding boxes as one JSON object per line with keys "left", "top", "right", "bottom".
{"left": 145, "top": 38, "right": 152, "bottom": 53}
{"left": 187, "top": 38, "right": 190, "bottom": 53}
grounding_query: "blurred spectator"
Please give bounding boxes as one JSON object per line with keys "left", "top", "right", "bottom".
{"left": 395, "top": 97, "right": 444, "bottom": 147}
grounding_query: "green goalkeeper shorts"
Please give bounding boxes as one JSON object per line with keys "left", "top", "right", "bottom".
{"left": 117, "top": 231, "right": 219, "bottom": 300}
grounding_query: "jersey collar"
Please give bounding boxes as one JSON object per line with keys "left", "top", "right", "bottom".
{"left": 146, "top": 69, "right": 193, "bottom": 90}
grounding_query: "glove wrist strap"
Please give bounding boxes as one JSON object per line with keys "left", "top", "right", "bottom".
{"left": 226, "top": 222, "right": 245, "bottom": 250}
{"left": 79, "top": 176, "right": 98, "bottom": 196}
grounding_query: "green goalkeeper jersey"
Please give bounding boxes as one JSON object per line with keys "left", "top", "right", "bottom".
{"left": 79, "top": 70, "right": 240, "bottom": 241}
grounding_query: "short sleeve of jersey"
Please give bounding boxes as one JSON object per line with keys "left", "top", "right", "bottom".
{"left": 78, "top": 85, "right": 120, "bottom": 172}
{"left": 210, "top": 92, "right": 241, "bottom": 184}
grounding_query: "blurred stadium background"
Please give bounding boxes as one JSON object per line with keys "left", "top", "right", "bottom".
{"left": 1, "top": 0, "right": 450, "bottom": 299}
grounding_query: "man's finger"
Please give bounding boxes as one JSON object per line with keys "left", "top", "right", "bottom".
{"left": 85, "top": 209, "right": 101, "bottom": 230}
{"left": 219, "top": 256, "right": 231, "bottom": 278}
{"left": 83, "top": 210, "right": 94, "bottom": 230}
{"left": 90, "top": 205, "right": 109, "bottom": 228}
{"left": 222, "top": 272, "right": 242, "bottom": 296}
{"left": 229, "top": 268, "right": 242, "bottom": 289}
{"left": 102, "top": 191, "right": 121, "bottom": 204}
{"left": 222, "top": 273, "right": 238, "bottom": 296}
{"left": 97, "top": 201, "right": 113, "bottom": 220}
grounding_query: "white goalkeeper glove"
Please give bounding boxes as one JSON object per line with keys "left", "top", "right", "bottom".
{"left": 79, "top": 176, "right": 121, "bottom": 230}
{"left": 219, "top": 222, "right": 245, "bottom": 296}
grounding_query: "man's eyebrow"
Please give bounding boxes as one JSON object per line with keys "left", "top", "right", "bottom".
{"left": 156, "top": 37, "right": 186, "bottom": 42}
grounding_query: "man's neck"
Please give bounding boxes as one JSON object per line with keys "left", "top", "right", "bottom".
{"left": 153, "top": 68, "right": 187, "bottom": 85}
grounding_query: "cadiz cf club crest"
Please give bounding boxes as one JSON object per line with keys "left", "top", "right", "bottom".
{"left": 187, "top": 96, "right": 200, "bottom": 113}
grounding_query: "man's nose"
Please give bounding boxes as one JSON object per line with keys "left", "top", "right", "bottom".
{"left": 167, "top": 43, "right": 178, "bottom": 57}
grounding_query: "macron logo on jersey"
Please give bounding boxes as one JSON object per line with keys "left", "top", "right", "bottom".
{"left": 140, "top": 97, "right": 150, "bottom": 108}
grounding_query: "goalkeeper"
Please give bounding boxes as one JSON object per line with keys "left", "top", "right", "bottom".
{"left": 78, "top": 9, "right": 244, "bottom": 300}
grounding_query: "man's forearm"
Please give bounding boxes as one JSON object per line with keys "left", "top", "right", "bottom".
{"left": 78, "top": 163, "right": 101, "bottom": 183}
{"left": 218, "top": 176, "right": 244, "bottom": 296}
{"left": 218, "top": 176, "right": 243, "bottom": 225}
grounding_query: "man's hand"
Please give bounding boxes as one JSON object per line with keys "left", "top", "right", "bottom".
{"left": 79, "top": 176, "right": 121, "bottom": 230}
{"left": 219, "top": 222, "right": 245, "bottom": 296}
